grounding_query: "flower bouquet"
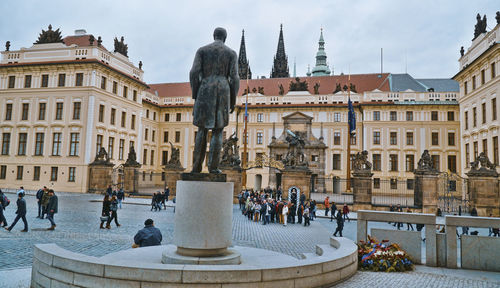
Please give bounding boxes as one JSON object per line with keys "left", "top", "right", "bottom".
{"left": 357, "top": 235, "right": 414, "bottom": 272}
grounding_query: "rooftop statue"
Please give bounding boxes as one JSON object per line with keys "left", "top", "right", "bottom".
{"left": 289, "top": 77, "right": 309, "bottom": 91}
{"left": 35, "top": 25, "right": 63, "bottom": 44}
{"left": 114, "top": 36, "right": 128, "bottom": 57}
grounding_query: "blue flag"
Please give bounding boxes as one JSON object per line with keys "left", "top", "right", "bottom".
{"left": 348, "top": 97, "right": 356, "bottom": 135}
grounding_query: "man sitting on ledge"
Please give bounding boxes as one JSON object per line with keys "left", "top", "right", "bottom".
{"left": 132, "top": 219, "right": 162, "bottom": 248}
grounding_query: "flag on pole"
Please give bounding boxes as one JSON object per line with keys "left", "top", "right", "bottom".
{"left": 348, "top": 97, "right": 356, "bottom": 135}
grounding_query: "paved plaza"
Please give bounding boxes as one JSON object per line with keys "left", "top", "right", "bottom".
{"left": 0, "top": 191, "right": 499, "bottom": 287}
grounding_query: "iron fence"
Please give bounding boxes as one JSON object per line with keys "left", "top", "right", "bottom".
{"left": 134, "top": 170, "right": 166, "bottom": 195}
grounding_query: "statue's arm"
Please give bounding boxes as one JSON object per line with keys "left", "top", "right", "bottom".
{"left": 229, "top": 51, "right": 240, "bottom": 111}
{"left": 189, "top": 49, "right": 202, "bottom": 100}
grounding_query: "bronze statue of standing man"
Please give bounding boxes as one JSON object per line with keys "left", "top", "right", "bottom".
{"left": 189, "top": 28, "right": 240, "bottom": 174}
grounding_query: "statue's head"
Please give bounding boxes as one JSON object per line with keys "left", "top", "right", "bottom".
{"left": 213, "top": 27, "right": 227, "bottom": 43}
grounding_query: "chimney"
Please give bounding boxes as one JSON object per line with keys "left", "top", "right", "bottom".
{"left": 74, "top": 29, "right": 87, "bottom": 36}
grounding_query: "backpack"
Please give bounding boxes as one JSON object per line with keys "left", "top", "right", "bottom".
{"left": 3, "top": 195, "right": 10, "bottom": 207}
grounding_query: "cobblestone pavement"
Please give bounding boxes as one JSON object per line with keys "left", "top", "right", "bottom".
{"left": 1, "top": 192, "right": 499, "bottom": 287}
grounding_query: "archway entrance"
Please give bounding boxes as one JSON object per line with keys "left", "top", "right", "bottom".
{"left": 255, "top": 174, "right": 262, "bottom": 191}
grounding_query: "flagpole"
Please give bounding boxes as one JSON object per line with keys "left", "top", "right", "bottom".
{"left": 242, "top": 69, "right": 249, "bottom": 189}
{"left": 346, "top": 73, "right": 352, "bottom": 192}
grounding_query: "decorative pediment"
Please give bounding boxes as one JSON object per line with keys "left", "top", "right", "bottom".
{"left": 282, "top": 111, "right": 313, "bottom": 121}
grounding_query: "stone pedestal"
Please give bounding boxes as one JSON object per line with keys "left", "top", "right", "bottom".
{"left": 164, "top": 167, "right": 184, "bottom": 198}
{"left": 352, "top": 172, "right": 373, "bottom": 211}
{"left": 467, "top": 176, "right": 500, "bottom": 216}
{"left": 281, "top": 169, "right": 312, "bottom": 200}
{"left": 123, "top": 166, "right": 138, "bottom": 194}
{"left": 162, "top": 179, "right": 240, "bottom": 265}
{"left": 88, "top": 165, "right": 113, "bottom": 194}
{"left": 414, "top": 171, "right": 440, "bottom": 214}
{"left": 221, "top": 167, "right": 242, "bottom": 204}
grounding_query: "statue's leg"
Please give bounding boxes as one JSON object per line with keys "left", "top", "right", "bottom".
{"left": 208, "top": 128, "right": 223, "bottom": 173}
{"left": 191, "top": 128, "right": 208, "bottom": 173}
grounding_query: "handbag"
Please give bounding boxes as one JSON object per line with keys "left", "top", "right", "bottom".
{"left": 100, "top": 216, "right": 109, "bottom": 222}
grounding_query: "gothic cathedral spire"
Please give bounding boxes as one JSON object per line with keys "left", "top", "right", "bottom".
{"left": 270, "top": 24, "right": 290, "bottom": 78}
{"left": 238, "top": 29, "right": 251, "bottom": 80}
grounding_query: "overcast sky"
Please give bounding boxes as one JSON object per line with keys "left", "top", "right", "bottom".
{"left": 0, "top": 0, "right": 498, "bottom": 84}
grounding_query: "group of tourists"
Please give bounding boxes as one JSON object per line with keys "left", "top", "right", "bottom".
{"left": 0, "top": 186, "right": 58, "bottom": 232}
{"left": 150, "top": 186, "right": 169, "bottom": 212}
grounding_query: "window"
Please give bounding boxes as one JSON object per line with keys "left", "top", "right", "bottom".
{"left": 121, "top": 111, "right": 126, "bottom": 127}
{"left": 483, "top": 139, "right": 488, "bottom": 157}
{"left": 5, "top": 103, "right": 12, "bottom": 120}
{"left": 8, "top": 76, "right": 15, "bottom": 88}
{"left": 123, "top": 86, "right": 128, "bottom": 98}
{"left": 110, "top": 108, "right": 116, "bottom": 125}
{"left": 447, "top": 111, "right": 454, "bottom": 121}
{"left": 334, "top": 112, "right": 341, "bottom": 122}
{"left": 18, "top": 133, "right": 27, "bottom": 155}
{"left": 175, "top": 131, "right": 181, "bottom": 143}
{"left": 143, "top": 149, "right": 148, "bottom": 165}
{"left": 334, "top": 132, "right": 341, "bottom": 145}
{"left": 112, "top": 81, "right": 118, "bottom": 94}
{"left": 406, "top": 132, "right": 414, "bottom": 145}
{"left": 390, "top": 178, "right": 397, "bottom": 190}
{"left": 473, "top": 107, "right": 477, "bottom": 127}
{"left": 41, "top": 74, "right": 49, "bottom": 87}
{"left": 69, "top": 133, "right": 80, "bottom": 156}
{"left": 493, "top": 98, "right": 497, "bottom": 121}
{"left": 58, "top": 74, "right": 66, "bottom": 87}
{"left": 406, "top": 154, "right": 414, "bottom": 172}
{"left": 96, "top": 135, "right": 103, "bottom": 155}
{"left": 431, "top": 155, "right": 440, "bottom": 171}
{"left": 75, "top": 73, "right": 83, "bottom": 86}
{"left": 22, "top": 103, "right": 29, "bottom": 120}
{"left": 108, "top": 137, "right": 114, "bottom": 159}
{"left": 407, "top": 179, "right": 414, "bottom": 190}
{"left": 1, "top": 133, "right": 10, "bottom": 155}
{"left": 465, "top": 111, "right": 469, "bottom": 130}
{"left": 153, "top": 112, "right": 156, "bottom": 121}
{"left": 133, "top": 90, "right": 137, "bottom": 101}
{"left": 152, "top": 130, "right": 156, "bottom": 142}
{"left": 51, "top": 167, "right": 58, "bottom": 181}
{"left": 52, "top": 133, "right": 62, "bottom": 156}
{"left": 406, "top": 111, "right": 413, "bottom": 121}
{"left": 332, "top": 154, "right": 341, "bottom": 170}
{"left": 482, "top": 103, "right": 486, "bottom": 124}
{"left": 98, "top": 105, "right": 104, "bottom": 122}
{"left": 389, "top": 154, "right": 398, "bottom": 171}
{"left": 150, "top": 150, "right": 155, "bottom": 166}
{"left": 163, "top": 131, "right": 169, "bottom": 143}
{"left": 0, "top": 165, "right": 6, "bottom": 179}
{"left": 17, "top": 166, "right": 23, "bottom": 180}
{"left": 162, "top": 151, "right": 168, "bottom": 165}
{"left": 390, "top": 111, "right": 397, "bottom": 121}
{"left": 131, "top": 115, "right": 136, "bottom": 130}
{"left": 144, "top": 128, "right": 149, "bottom": 141}
{"left": 33, "top": 166, "right": 40, "bottom": 181}
{"left": 72, "top": 102, "right": 81, "bottom": 120}
{"left": 55, "top": 103, "right": 63, "bottom": 120}
{"left": 35, "top": 133, "right": 44, "bottom": 156}
{"left": 101, "top": 76, "right": 107, "bottom": 89}
{"left": 68, "top": 167, "right": 76, "bottom": 182}
{"left": 372, "top": 154, "right": 381, "bottom": 171}
{"left": 432, "top": 132, "right": 439, "bottom": 145}
{"left": 492, "top": 62, "right": 496, "bottom": 78}
{"left": 431, "top": 111, "right": 438, "bottom": 121}
{"left": 24, "top": 75, "right": 32, "bottom": 88}
{"left": 448, "top": 155, "right": 457, "bottom": 173}
{"left": 481, "top": 69, "right": 485, "bottom": 85}
{"left": 257, "top": 132, "right": 263, "bottom": 144}
{"left": 350, "top": 134, "right": 356, "bottom": 145}
{"left": 39, "top": 103, "right": 46, "bottom": 120}
{"left": 373, "top": 178, "right": 380, "bottom": 189}
{"left": 176, "top": 113, "right": 181, "bottom": 122}
{"left": 474, "top": 141, "right": 478, "bottom": 160}
{"left": 472, "top": 75, "right": 476, "bottom": 90}
{"left": 311, "top": 155, "right": 319, "bottom": 162}
{"left": 164, "top": 113, "right": 170, "bottom": 122}
{"left": 373, "top": 111, "right": 380, "bottom": 121}
{"left": 373, "top": 131, "right": 380, "bottom": 145}
{"left": 390, "top": 132, "right": 397, "bottom": 145}
{"left": 257, "top": 113, "right": 264, "bottom": 122}
{"left": 464, "top": 81, "right": 468, "bottom": 95}
{"left": 119, "top": 139, "right": 125, "bottom": 160}
{"left": 444, "top": 132, "right": 455, "bottom": 147}
{"left": 494, "top": 137, "right": 499, "bottom": 165}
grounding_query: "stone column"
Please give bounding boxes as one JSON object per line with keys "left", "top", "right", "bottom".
{"left": 281, "top": 168, "right": 312, "bottom": 200}
{"left": 467, "top": 176, "right": 500, "bottom": 217}
{"left": 352, "top": 171, "right": 373, "bottom": 211}
{"left": 164, "top": 167, "right": 185, "bottom": 198}
{"left": 221, "top": 167, "right": 242, "bottom": 203}
{"left": 88, "top": 165, "right": 113, "bottom": 194}
{"left": 123, "top": 166, "right": 138, "bottom": 194}
{"left": 414, "top": 170, "right": 440, "bottom": 214}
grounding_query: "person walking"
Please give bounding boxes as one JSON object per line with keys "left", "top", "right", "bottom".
{"left": 333, "top": 209, "right": 344, "bottom": 237}
{"left": 282, "top": 202, "right": 289, "bottom": 226}
{"left": 41, "top": 189, "right": 50, "bottom": 219}
{"left": 106, "top": 185, "right": 113, "bottom": 197}
{"left": 303, "top": 206, "right": 310, "bottom": 227}
{"left": 160, "top": 191, "right": 166, "bottom": 210}
{"left": 324, "top": 196, "right": 330, "bottom": 216}
{"left": 406, "top": 208, "right": 414, "bottom": 231}
{"left": 164, "top": 185, "right": 170, "bottom": 202}
{"left": 343, "top": 203, "right": 350, "bottom": 222}
{"left": 107, "top": 195, "right": 121, "bottom": 228}
{"left": 0, "top": 189, "right": 9, "bottom": 227}
{"left": 330, "top": 201, "right": 337, "bottom": 222}
{"left": 100, "top": 195, "right": 111, "bottom": 229}
{"left": 5, "top": 192, "right": 28, "bottom": 232}
{"left": 17, "top": 186, "right": 25, "bottom": 196}
{"left": 117, "top": 188, "right": 124, "bottom": 209}
{"left": 35, "top": 187, "right": 46, "bottom": 218}
{"left": 132, "top": 219, "right": 162, "bottom": 248}
{"left": 46, "top": 190, "right": 58, "bottom": 231}
{"left": 310, "top": 200, "right": 316, "bottom": 220}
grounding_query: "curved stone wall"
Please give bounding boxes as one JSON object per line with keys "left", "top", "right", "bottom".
{"left": 31, "top": 237, "right": 357, "bottom": 288}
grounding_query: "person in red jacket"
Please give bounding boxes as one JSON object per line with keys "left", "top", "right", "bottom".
{"left": 324, "top": 196, "right": 330, "bottom": 216}
{"left": 343, "top": 203, "right": 350, "bottom": 222}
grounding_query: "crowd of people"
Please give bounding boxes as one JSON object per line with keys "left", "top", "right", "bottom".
{"left": 150, "top": 186, "right": 170, "bottom": 212}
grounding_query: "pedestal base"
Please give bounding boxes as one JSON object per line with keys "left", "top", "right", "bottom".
{"left": 162, "top": 245, "right": 241, "bottom": 265}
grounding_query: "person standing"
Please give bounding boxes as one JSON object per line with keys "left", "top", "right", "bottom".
{"left": 276, "top": 186, "right": 282, "bottom": 201}
{"left": 5, "top": 192, "right": 28, "bottom": 232}
{"left": 324, "top": 196, "right": 330, "bottom": 216}
{"left": 330, "top": 201, "right": 337, "bottom": 222}
{"left": 396, "top": 204, "right": 403, "bottom": 230}
{"left": 406, "top": 208, "right": 414, "bottom": 231}
{"left": 0, "top": 189, "right": 8, "bottom": 227}
{"left": 289, "top": 202, "right": 296, "bottom": 224}
{"left": 107, "top": 195, "right": 121, "bottom": 228}
{"left": 303, "top": 206, "right": 310, "bottom": 227}
{"left": 282, "top": 202, "right": 289, "bottom": 226}
{"left": 333, "top": 209, "right": 344, "bottom": 237}
{"left": 310, "top": 200, "right": 316, "bottom": 220}
{"left": 117, "top": 188, "right": 124, "bottom": 209}
{"left": 17, "top": 186, "right": 25, "bottom": 196}
{"left": 297, "top": 203, "right": 303, "bottom": 224}
{"left": 46, "top": 190, "right": 58, "bottom": 231}
{"left": 164, "top": 185, "right": 170, "bottom": 202}
{"left": 160, "top": 191, "right": 166, "bottom": 210}
{"left": 100, "top": 195, "right": 111, "bottom": 229}
{"left": 41, "top": 189, "right": 50, "bottom": 219}
{"left": 132, "top": 219, "right": 162, "bottom": 248}
{"left": 254, "top": 202, "right": 261, "bottom": 222}
{"left": 106, "top": 185, "right": 113, "bottom": 197}
{"left": 36, "top": 187, "right": 46, "bottom": 218}
{"left": 343, "top": 203, "right": 350, "bottom": 222}
{"left": 277, "top": 201, "right": 284, "bottom": 224}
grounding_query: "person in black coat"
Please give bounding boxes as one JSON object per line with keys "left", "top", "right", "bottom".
{"left": 36, "top": 187, "right": 46, "bottom": 218}
{"left": 0, "top": 190, "right": 8, "bottom": 227}
{"left": 330, "top": 202, "right": 337, "bottom": 222}
{"left": 133, "top": 219, "right": 162, "bottom": 248}
{"left": 100, "top": 195, "right": 111, "bottom": 229}
{"left": 107, "top": 195, "right": 121, "bottom": 228}
{"left": 5, "top": 193, "right": 28, "bottom": 232}
{"left": 46, "top": 190, "right": 58, "bottom": 230}
{"left": 333, "top": 209, "right": 344, "bottom": 237}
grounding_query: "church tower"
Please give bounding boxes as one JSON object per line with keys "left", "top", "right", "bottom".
{"left": 311, "top": 28, "right": 331, "bottom": 76}
{"left": 238, "top": 30, "right": 251, "bottom": 80}
{"left": 270, "top": 24, "right": 290, "bottom": 78}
